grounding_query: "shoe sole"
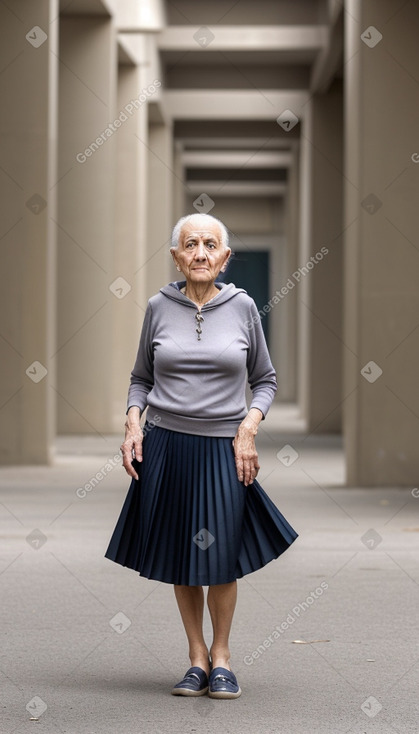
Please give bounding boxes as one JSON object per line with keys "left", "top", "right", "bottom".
{"left": 171, "top": 686, "right": 209, "bottom": 697}
{"left": 208, "top": 687, "right": 242, "bottom": 699}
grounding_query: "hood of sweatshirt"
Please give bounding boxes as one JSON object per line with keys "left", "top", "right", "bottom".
{"left": 159, "top": 280, "right": 247, "bottom": 310}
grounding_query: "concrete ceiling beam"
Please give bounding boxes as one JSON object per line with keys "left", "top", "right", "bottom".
{"left": 186, "top": 182, "right": 287, "bottom": 196}
{"left": 158, "top": 25, "right": 328, "bottom": 52}
{"left": 182, "top": 151, "right": 293, "bottom": 168}
{"left": 163, "top": 90, "right": 309, "bottom": 120}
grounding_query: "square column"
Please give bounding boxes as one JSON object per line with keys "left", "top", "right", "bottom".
{"left": 0, "top": 0, "right": 59, "bottom": 463}
{"left": 146, "top": 120, "right": 174, "bottom": 299}
{"left": 110, "top": 61, "right": 151, "bottom": 427}
{"left": 298, "top": 83, "right": 344, "bottom": 433}
{"left": 172, "top": 141, "right": 186, "bottom": 223}
{"left": 279, "top": 147, "right": 299, "bottom": 401}
{"left": 57, "top": 16, "right": 117, "bottom": 434}
{"left": 344, "top": 1, "right": 419, "bottom": 484}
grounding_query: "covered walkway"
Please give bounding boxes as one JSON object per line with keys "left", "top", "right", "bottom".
{"left": 1, "top": 1, "right": 419, "bottom": 731}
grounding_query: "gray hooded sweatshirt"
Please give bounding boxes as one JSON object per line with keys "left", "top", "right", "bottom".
{"left": 127, "top": 281, "right": 277, "bottom": 437}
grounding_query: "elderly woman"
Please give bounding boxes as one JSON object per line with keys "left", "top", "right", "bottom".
{"left": 105, "top": 213, "right": 297, "bottom": 699}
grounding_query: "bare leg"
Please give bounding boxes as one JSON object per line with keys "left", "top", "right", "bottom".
{"left": 173, "top": 585, "right": 210, "bottom": 674}
{"left": 207, "top": 581, "right": 237, "bottom": 670}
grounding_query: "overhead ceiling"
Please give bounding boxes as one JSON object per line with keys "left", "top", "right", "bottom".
{"left": 59, "top": 0, "right": 343, "bottom": 202}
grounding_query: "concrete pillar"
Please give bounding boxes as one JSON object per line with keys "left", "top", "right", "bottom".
{"left": 307, "top": 82, "right": 343, "bottom": 433}
{"left": 172, "top": 141, "right": 186, "bottom": 222}
{"left": 0, "top": 0, "right": 58, "bottom": 464}
{"left": 297, "top": 101, "right": 313, "bottom": 421}
{"left": 146, "top": 120, "right": 173, "bottom": 299}
{"left": 297, "top": 83, "right": 343, "bottom": 433}
{"left": 110, "top": 62, "right": 150, "bottom": 428}
{"left": 279, "top": 147, "right": 299, "bottom": 402}
{"left": 57, "top": 16, "right": 117, "bottom": 434}
{"left": 169, "top": 140, "right": 186, "bottom": 283}
{"left": 343, "top": 0, "right": 419, "bottom": 485}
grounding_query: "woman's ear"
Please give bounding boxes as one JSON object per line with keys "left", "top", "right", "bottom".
{"left": 221, "top": 249, "right": 231, "bottom": 272}
{"left": 170, "top": 247, "right": 181, "bottom": 272}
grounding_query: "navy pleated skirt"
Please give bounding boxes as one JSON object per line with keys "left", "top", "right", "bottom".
{"left": 105, "top": 424, "right": 298, "bottom": 586}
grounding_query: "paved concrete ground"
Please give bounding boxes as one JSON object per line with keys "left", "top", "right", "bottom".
{"left": 1, "top": 405, "right": 419, "bottom": 734}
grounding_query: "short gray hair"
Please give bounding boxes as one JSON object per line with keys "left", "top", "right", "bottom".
{"left": 171, "top": 213, "right": 229, "bottom": 250}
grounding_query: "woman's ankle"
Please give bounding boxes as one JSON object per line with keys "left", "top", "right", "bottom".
{"left": 189, "top": 648, "right": 210, "bottom": 674}
{"left": 209, "top": 647, "right": 231, "bottom": 670}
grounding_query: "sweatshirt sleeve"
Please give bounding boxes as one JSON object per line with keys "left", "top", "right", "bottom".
{"left": 246, "top": 299, "right": 277, "bottom": 418}
{"left": 126, "top": 302, "right": 155, "bottom": 414}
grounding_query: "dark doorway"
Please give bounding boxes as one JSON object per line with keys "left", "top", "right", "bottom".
{"left": 218, "top": 250, "right": 270, "bottom": 346}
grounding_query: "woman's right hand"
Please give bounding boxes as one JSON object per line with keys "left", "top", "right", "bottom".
{"left": 120, "top": 406, "right": 143, "bottom": 479}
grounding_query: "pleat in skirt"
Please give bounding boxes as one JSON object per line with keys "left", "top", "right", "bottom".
{"left": 105, "top": 424, "right": 298, "bottom": 586}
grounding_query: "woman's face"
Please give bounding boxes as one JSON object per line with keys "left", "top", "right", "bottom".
{"left": 171, "top": 220, "right": 231, "bottom": 286}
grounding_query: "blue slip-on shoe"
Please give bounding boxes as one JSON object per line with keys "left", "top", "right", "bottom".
{"left": 171, "top": 666, "right": 209, "bottom": 696}
{"left": 208, "top": 667, "right": 242, "bottom": 699}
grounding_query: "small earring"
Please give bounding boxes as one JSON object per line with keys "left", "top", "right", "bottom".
{"left": 176, "top": 265, "right": 181, "bottom": 271}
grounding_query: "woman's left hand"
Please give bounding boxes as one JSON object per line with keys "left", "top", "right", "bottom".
{"left": 233, "top": 409, "right": 263, "bottom": 486}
